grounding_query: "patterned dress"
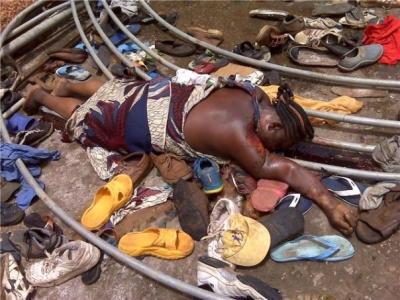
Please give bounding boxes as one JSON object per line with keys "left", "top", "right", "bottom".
{"left": 64, "top": 75, "right": 255, "bottom": 179}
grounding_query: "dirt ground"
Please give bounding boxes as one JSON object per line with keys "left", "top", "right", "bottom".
{"left": 3, "top": 1, "right": 400, "bottom": 300}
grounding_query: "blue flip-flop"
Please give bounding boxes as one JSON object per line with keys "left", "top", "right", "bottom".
{"left": 271, "top": 235, "right": 354, "bottom": 262}
{"left": 275, "top": 193, "right": 313, "bottom": 215}
{"left": 193, "top": 157, "right": 223, "bottom": 194}
{"left": 117, "top": 42, "right": 141, "bottom": 54}
{"left": 318, "top": 235, "right": 355, "bottom": 262}
{"left": 322, "top": 175, "right": 366, "bottom": 207}
{"left": 109, "top": 24, "right": 141, "bottom": 45}
{"left": 55, "top": 65, "right": 91, "bottom": 81}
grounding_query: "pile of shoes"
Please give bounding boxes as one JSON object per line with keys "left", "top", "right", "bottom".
{"left": 0, "top": 213, "right": 102, "bottom": 297}
{"left": 251, "top": 1, "right": 394, "bottom": 72}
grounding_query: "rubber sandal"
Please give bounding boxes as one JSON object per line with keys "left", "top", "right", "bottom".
{"left": 118, "top": 228, "right": 194, "bottom": 259}
{"left": 117, "top": 42, "right": 141, "bottom": 54}
{"left": 356, "top": 191, "right": 400, "bottom": 244}
{"left": 317, "top": 235, "right": 355, "bottom": 261}
{"left": 155, "top": 40, "right": 196, "bottom": 57}
{"left": 81, "top": 174, "right": 133, "bottom": 230}
{"left": 250, "top": 179, "right": 288, "bottom": 212}
{"left": 109, "top": 24, "right": 141, "bottom": 45}
{"left": 259, "top": 208, "right": 304, "bottom": 249}
{"left": 276, "top": 193, "right": 313, "bottom": 215}
{"left": 288, "top": 45, "right": 339, "bottom": 67}
{"left": 55, "top": 65, "right": 91, "bottom": 81}
{"left": 249, "top": 9, "right": 289, "bottom": 20}
{"left": 270, "top": 235, "right": 339, "bottom": 262}
{"left": 321, "top": 175, "right": 366, "bottom": 206}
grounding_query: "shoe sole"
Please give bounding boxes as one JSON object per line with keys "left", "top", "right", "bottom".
{"left": 29, "top": 246, "right": 100, "bottom": 287}
{"left": 198, "top": 256, "right": 274, "bottom": 300}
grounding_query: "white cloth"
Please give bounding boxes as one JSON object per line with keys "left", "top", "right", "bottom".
{"left": 360, "top": 182, "right": 397, "bottom": 210}
{"left": 172, "top": 69, "right": 211, "bottom": 86}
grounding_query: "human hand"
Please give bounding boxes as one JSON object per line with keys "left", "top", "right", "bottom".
{"left": 326, "top": 201, "right": 358, "bottom": 236}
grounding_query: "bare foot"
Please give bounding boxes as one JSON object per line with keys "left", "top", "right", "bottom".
{"left": 23, "top": 85, "right": 43, "bottom": 115}
{"left": 52, "top": 78, "right": 70, "bottom": 97}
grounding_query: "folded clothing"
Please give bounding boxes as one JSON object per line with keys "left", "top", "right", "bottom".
{"left": 372, "top": 136, "right": 400, "bottom": 173}
{"left": 0, "top": 143, "right": 60, "bottom": 209}
{"left": 363, "top": 15, "right": 400, "bottom": 65}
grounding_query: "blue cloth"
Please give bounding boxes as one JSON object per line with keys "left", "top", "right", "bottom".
{"left": 0, "top": 143, "right": 60, "bottom": 209}
{"left": 5, "top": 112, "right": 36, "bottom": 134}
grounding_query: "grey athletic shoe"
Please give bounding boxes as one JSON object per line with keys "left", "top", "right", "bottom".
{"left": 197, "top": 256, "right": 282, "bottom": 300}
{"left": 26, "top": 241, "right": 100, "bottom": 287}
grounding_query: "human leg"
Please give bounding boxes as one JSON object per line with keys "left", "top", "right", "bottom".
{"left": 52, "top": 77, "right": 106, "bottom": 99}
{"left": 24, "top": 85, "right": 82, "bottom": 119}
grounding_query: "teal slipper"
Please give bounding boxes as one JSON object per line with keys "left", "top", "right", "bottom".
{"left": 271, "top": 235, "right": 354, "bottom": 262}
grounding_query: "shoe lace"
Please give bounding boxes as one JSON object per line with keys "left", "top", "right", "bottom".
{"left": 41, "top": 250, "right": 64, "bottom": 273}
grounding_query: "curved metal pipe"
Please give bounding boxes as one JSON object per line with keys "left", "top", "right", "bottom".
{"left": 0, "top": 0, "right": 48, "bottom": 48}
{"left": 0, "top": 113, "right": 224, "bottom": 300}
{"left": 0, "top": 2, "right": 224, "bottom": 299}
{"left": 1, "top": 6, "right": 78, "bottom": 58}
{"left": 138, "top": 0, "right": 400, "bottom": 90}
{"left": 306, "top": 109, "right": 400, "bottom": 129}
{"left": 100, "top": 0, "right": 179, "bottom": 72}
{"left": 6, "top": 2, "right": 71, "bottom": 41}
{"left": 292, "top": 158, "right": 400, "bottom": 181}
{"left": 82, "top": 0, "right": 150, "bottom": 80}
{"left": 70, "top": 0, "right": 113, "bottom": 80}
{"left": 312, "top": 137, "right": 374, "bottom": 153}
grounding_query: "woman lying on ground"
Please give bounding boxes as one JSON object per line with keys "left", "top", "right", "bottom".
{"left": 23, "top": 75, "right": 357, "bottom": 235}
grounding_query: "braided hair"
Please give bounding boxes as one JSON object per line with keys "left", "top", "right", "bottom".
{"left": 272, "top": 83, "right": 314, "bottom": 142}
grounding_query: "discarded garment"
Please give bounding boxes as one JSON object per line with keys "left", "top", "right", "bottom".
{"left": 372, "top": 136, "right": 400, "bottom": 172}
{"left": 363, "top": 15, "right": 400, "bottom": 64}
{"left": 260, "top": 85, "right": 363, "bottom": 125}
{"left": 110, "top": 169, "right": 173, "bottom": 225}
{"left": 360, "top": 182, "right": 397, "bottom": 210}
{"left": 0, "top": 143, "right": 60, "bottom": 209}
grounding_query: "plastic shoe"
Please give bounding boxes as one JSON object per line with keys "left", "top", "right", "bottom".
{"left": 270, "top": 235, "right": 355, "bottom": 262}
{"left": 25, "top": 241, "right": 100, "bottom": 287}
{"left": 193, "top": 157, "right": 223, "bottom": 194}
{"left": 81, "top": 174, "right": 133, "bottom": 230}
{"left": 118, "top": 228, "right": 194, "bottom": 259}
{"left": 198, "top": 256, "right": 282, "bottom": 300}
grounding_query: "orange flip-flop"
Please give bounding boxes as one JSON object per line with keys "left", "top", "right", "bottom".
{"left": 81, "top": 174, "right": 133, "bottom": 230}
{"left": 118, "top": 228, "right": 194, "bottom": 259}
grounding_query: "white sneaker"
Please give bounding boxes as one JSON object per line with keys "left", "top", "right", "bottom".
{"left": 202, "top": 198, "right": 240, "bottom": 264}
{"left": 26, "top": 241, "right": 100, "bottom": 287}
{"left": 197, "top": 256, "right": 281, "bottom": 300}
{"left": 1, "top": 253, "right": 33, "bottom": 300}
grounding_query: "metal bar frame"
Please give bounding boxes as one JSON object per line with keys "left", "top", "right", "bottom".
{"left": 138, "top": 0, "right": 400, "bottom": 90}
{"left": 1, "top": 2, "right": 399, "bottom": 300}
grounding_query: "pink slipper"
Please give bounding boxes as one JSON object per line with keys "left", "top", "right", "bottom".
{"left": 250, "top": 179, "right": 289, "bottom": 212}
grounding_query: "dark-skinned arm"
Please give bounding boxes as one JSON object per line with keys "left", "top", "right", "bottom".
{"left": 230, "top": 133, "right": 357, "bottom": 235}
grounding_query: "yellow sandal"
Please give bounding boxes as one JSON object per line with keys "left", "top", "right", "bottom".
{"left": 81, "top": 174, "right": 133, "bottom": 230}
{"left": 118, "top": 228, "right": 194, "bottom": 259}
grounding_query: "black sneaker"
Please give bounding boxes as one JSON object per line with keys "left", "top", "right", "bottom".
{"left": 0, "top": 202, "right": 25, "bottom": 226}
{"left": 14, "top": 120, "right": 54, "bottom": 146}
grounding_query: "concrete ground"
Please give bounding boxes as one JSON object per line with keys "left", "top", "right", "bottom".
{"left": 2, "top": 1, "right": 400, "bottom": 300}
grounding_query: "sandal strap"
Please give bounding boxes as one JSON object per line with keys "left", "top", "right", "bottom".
{"left": 153, "top": 229, "right": 178, "bottom": 249}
